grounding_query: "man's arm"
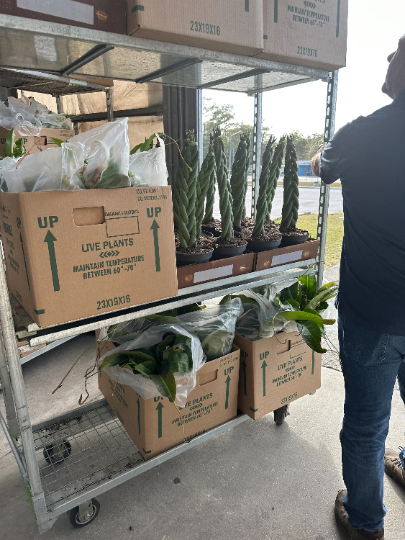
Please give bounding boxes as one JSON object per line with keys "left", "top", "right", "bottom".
{"left": 311, "top": 144, "right": 325, "bottom": 177}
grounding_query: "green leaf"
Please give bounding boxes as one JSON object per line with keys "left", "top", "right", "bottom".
{"left": 299, "top": 275, "right": 317, "bottom": 303}
{"left": 303, "top": 306, "right": 324, "bottom": 319}
{"left": 133, "top": 360, "right": 157, "bottom": 377}
{"left": 323, "top": 319, "right": 336, "bottom": 326}
{"left": 201, "top": 329, "right": 229, "bottom": 361}
{"left": 279, "top": 281, "right": 302, "bottom": 306}
{"left": 275, "top": 310, "right": 324, "bottom": 328}
{"left": 14, "top": 139, "right": 26, "bottom": 158}
{"left": 130, "top": 133, "right": 156, "bottom": 154}
{"left": 4, "top": 128, "right": 15, "bottom": 158}
{"left": 50, "top": 137, "right": 64, "bottom": 147}
{"left": 165, "top": 351, "right": 191, "bottom": 373}
{"left": 307, "top": 284, "right": 338, "bottom": 311}
{"left": 285, "top": 299, "right": 301, "bottom": 309}
{"left": 317, "top": 301, "right": 329, "bottom": 312}
{"left": 297, "top": 321, "right": 327, "bottom": 354}
{"left": 150, "top": 370, "right": 177, "bottom": 402}
{"left": 156, "top": 335, "right": 175, "bottom": 360}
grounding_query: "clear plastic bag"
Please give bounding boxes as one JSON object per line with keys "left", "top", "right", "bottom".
{"left": 5, "top": 96, "right": 72, "bottom": 131}
{"left": 1, "top": 148, "right": 63, "bottom": 192}
{"left": 177, "top": 298, "right": 243, "bottom": 361}
{"left": 129, "top": 134, "right": 168, "bottom": 187}
{"left": 64, "top": 118, "right": 130, "bottom": 189}
{"left": 98, "top": 324, "right": 205, "bottom": 407}
{"left": 0, "top": 156, "right": 21, "bottom": 191}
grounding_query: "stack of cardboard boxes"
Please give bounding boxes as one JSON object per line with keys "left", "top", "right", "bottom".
{"left": 1, "top": 1, "right": 348, "bottom": 70}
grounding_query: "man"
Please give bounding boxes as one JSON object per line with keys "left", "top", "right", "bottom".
{"left": 311, "top": 35, "right": 405, "bottom": 540}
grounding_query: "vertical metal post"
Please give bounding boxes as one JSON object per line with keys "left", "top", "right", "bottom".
{"left": 106, "top": 88, "right": 114, "bottom": 122}
{"left": 197, "top": 89, "right": 203, "bottom": 170}
{"left": 0, "top": 337, "right": 19, "bottom": 438}
{"left": 251, "top": 92, "right": 263, "bottom": 219}
{"left": 0, "top": 260, "right": 45, "bottom": 509}
{"left": 317, "top": 70, "right": 339, "bottom": 288}
{"left": 55, "top": 95, "right": 62, "bottom": 114}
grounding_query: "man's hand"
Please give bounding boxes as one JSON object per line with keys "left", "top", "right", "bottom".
{"left": 311, "top": 144, "right": 325, "bottom": 177}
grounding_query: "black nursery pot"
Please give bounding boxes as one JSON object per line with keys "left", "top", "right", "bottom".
{"left": 176, "top": 250, "right": 214, "bottom": 266}
{"left": 247, "top": 237, "right": 282, "bottom": 252}
{"left": 202, "top": 225, "right": 221, "bottom": 237}
{"left": 280, "top": 231, "right": 309, "bottom": 247}
{"left": 212, "top": 244, "right": 247, "bottom": 260}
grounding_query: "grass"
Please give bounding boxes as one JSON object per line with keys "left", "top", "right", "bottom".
{"left": 297, "top": 212, "right": 344, "bottom": 268}
{"left": 275, "top": 212, "right": 344, "bottom": 268}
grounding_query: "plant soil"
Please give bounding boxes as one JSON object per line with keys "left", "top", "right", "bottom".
{"left": 281, "top": 227, "right": 308, "bottom": 238}
{"left": 214, "top": 237, "right": 247, "bottom": 249}
{"left": 176, "top": 238, "right": 214, "bottom": 255}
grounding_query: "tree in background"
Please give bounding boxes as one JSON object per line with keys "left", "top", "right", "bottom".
{"left": 290, "top": 131, "right": 324, "bottom": 161}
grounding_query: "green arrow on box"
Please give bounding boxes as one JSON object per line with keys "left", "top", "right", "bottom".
{"left": 225, "top": 375, "right": 231, "bottom": 410}
{"left": 261, "top": 360, "right": 267, "bottom": 397}
{"left": 150, "top": 219, "right": 161, "bottom": 272}
{"left": 241, "top": 360, "right": 247, "bottom": 396}
{"left": 156, "top": 401, "right": 164, "bottom": 438}
{"left": 44, "top": 230, "right": 60, "bottom": 292}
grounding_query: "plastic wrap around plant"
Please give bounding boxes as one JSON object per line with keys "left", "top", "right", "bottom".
{"left": 129, "top": 134, "right": 168, "bottom": 187}
{"left": 0, "top": 96, "right": 72, "bottom": 134}
{"left": 1, "top": 148, "right": 63, "bottom": 192}
{"left": 98, "top": 324, "right": 205, "bottom": 407}
{"left": 64, "top": 118, "right": 130, "bottom": 190}
{"left": 104, "top": 298, "right": 243, "bottom": 363}
{"left": 177, "top": 298, "right": 243, "bottom": 361}
{"left": 1, "top": 118, "right": 131, "bottom": 192}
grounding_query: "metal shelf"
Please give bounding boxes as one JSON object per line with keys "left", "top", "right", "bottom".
{"left": 0, "top": 15, "right": 328, "bottom": 93}
{"left": 6, "top": 401, "right": 248, "bottom": 532}
{"left": 21, "top": 259, "right": 317, "bottom": 348}
{"left": 0, "top": 67, "right": 107, "bottom": 96}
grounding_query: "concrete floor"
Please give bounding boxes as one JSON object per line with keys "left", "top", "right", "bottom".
{"left": 1, "top": 264, "right": 404, "bottom": 539}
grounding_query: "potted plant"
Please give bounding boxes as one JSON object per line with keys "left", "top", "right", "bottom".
{"left": 230, "top": 132, "right": 250, "bottom": 232}
{"left": 279, "top": 135, "right": 309, "bottom": 246}
{"left": 247, "top": 136, "right": 282, "bottom": 252}
{"left": 201, "top": 133, "right": 221, "bottom": 237}
{"left": 175, "top": 132, "right": 215, "bottom": 265}
{"left": 212, "top": 127, "right": 247, "bottom": 259}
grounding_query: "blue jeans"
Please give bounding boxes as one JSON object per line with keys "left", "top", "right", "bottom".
{"left": 338, "top": 313, "right": 405, "bottom": 532}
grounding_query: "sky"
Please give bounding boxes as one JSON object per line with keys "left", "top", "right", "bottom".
{"left": 204, "top": 0, "right": 405, "bottom": 138}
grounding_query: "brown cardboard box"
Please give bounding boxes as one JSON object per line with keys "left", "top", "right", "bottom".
{"left": 177, "top": 252, "right": 255, "bottom": 289}
{"left": 234, "top": 331, "right": 321, "bottom": 419}
{"left": 254, "top": 239, "right": 319, "bottom": 271}
{"left": 98, "top": 338, "right": 240, "bottom": 460}
{"left": 0, "top": 127, "right": 74, "bottom": 158}
{"left": 1, "top": 0, "right": 126, "bottom": 34}
{"left": 258, "top": 0, "right": 348, "bottom": 70}
{"left": 0, "top": 186, "right": 178, "bottom": 327}
{"left": 127, "top": 0, "right": 263, "bottom": 56}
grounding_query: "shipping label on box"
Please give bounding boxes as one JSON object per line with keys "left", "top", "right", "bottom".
{"left": 259, "top": 0, "right": 348, "bottom": 70}
{"left": 0, "top": 187, "right": 178, "bottom": 326}
{"left": 254, "top": 240, "right": 319, "bottom": 271}
{"left": 234, "top": 331, "right": 321, "bottom": 419}
{"left": 98, "top": 344, "right": 240, "bottom": 460}
{"left": 127, "top": 0, "right": 263, "bottom": 56}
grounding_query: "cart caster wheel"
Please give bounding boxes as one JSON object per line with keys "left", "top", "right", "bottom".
{"left": 68, "top": 499, "right": 100, "bottom": 528}
{"left": 274, "top": 405, "right": 289, "bottom": 425}
{"left": 43, "top": 440, "right": 71, "bottom": 465}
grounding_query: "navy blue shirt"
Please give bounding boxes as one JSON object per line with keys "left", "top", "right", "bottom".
{"left": 321, "top": 89, "right": 405, "bottom": 335}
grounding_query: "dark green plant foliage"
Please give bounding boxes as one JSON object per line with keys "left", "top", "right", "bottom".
{"left": 230, "top": 133, "right": 249, "bottom": 228}
{"left": 280, "top": 135, "right": 299, "bottom": 233}
{"left": 273, "top": 276, "right": 338, "bottom": 353}
{"left": 175, "top": 132, "right": 200, "bottom": 248}
{"left": 252, "top": 136, "right": 276, "bottom": 237}
{"left": 212, "top": 127, "right": 234, "bottom": 241}
{"left": 99, "top": 334, "right": 194, "bottom": 403}
{"left": 266, "top": 136, "right": 286, "bottom": 221}
{"left": 196, "top": 144, "right": 216, "bottom": 237}
{"left": 2, "top": 128, "right": 26, "bottom": 159}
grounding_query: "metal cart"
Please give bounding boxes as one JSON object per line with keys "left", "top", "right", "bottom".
{"left": 0, "top": 15, "right": 338, "bottom": 533}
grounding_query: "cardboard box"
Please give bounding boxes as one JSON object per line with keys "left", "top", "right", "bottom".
{"left": 1, "top": 0, "right": 126, "bottom": 34}
{"left": 177, "top": 252, "right": 255, "bottom": 289}
{"left": 234, "top": 331, "right": 321, "bottom": 419}
{"left": 127, "top": 0, "right": 263, "bottom": 56}
{"left": 0, "top": 186, "right": 178, "bottom": 327}
{"left": 0, "top": 127, "right": 74, "bottom": 158}
{"left": 258, "top": 0, "right": 348, "bottom": 70}
{"left": 254, "top": 239, "right": 319, "bottom": 271}
{"left": 98, "top": 337, "right": 240, "bottom": 460}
